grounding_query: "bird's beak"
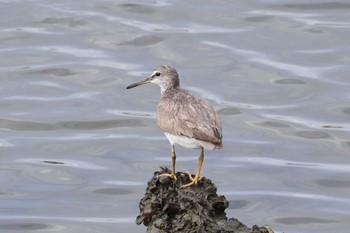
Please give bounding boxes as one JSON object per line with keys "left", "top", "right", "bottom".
{"left": 126, "top": 76, "right": 152, "bottom": 89}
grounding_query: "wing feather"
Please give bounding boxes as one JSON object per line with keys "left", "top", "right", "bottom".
{"left": 157, "top": 89, "right": 222, "bottom": 149}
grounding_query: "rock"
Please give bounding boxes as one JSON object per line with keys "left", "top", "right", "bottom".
{"left": 136, "top": 167, "right": 275, "bottom": 233}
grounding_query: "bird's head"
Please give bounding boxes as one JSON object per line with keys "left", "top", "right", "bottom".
{"left": 126, "top": 65, "right": 180, "bottom": 94}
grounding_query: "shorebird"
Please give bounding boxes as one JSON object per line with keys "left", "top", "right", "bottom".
{"left": 126, "top": 65, "right": 222, "bottom": 187}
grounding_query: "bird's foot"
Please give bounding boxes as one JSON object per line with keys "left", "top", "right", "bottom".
{"left": 181, "top": 171, "right": 203, "bottom": 188}
{"left": 158, "top": 172, "right": 177, "bottom": 180}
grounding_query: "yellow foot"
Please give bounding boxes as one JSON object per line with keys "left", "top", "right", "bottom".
{"left": 158, "top": 172, "right": 177, "bottom": 180}
{"left": 181, "top": 172, "right": 203, "bottom": 188}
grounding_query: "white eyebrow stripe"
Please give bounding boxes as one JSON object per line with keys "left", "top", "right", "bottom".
{"left": 151, "top": 70, "right": 158, "bottom": 77}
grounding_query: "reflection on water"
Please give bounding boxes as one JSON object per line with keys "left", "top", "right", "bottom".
{"left": 275, "top": 217, "right": 337, "bottom": 225}
{"left": 93, "top": 187, "right": 133, "bottom": 195}
{"left": 1, "top": 1, "right": 350, "bottom": 233}
{"left": 0, "top": 118, "right": 142, "bottom": 131}
{"left": 0, "top": 223, "right": 55, "bottom": 231}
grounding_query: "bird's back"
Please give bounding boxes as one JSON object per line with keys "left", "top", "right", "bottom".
{"left": 157, "top": 88, "right": 222, "bottom": 150}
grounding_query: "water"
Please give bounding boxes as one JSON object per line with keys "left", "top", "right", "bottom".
{"left": 1, "top": 1, "right": 349, "bottom": 232}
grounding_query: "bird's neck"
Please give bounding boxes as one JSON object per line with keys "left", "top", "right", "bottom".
{"left": 160, "top": 85, "right": 179, "bottom": 96}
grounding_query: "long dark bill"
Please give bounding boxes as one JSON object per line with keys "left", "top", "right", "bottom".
{"left": 126, "top": 77, "right": 151, "bottom": 89}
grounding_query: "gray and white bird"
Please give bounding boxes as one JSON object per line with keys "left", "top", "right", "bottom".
{"left": 126, "top": 65, "right": 222, "bottom": 187}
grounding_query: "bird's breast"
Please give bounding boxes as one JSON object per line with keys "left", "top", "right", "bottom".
{"left": 164, "top": 132, "right": 202, "bottom": 149}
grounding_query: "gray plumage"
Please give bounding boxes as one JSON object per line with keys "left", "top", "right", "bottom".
{"left": 126, "top": 65, "right": 223, "bottom": 187}
{"left": 157, "top": 87, "right": 222, "bottom": 150}
{"left": 127, "top": 65, "right": 222, "bottom": 150}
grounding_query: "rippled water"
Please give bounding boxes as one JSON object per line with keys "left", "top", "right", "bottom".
{"left": 1, "top": 1, "right": 349, "bottom": 233}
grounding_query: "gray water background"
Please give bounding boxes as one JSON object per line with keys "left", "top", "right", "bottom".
{"left": 1, "top": 1, "right": 350, "bottom": 233}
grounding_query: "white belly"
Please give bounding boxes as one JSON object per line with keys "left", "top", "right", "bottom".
{"left": 164, "top": 132, "right": 202, "bottom": 149}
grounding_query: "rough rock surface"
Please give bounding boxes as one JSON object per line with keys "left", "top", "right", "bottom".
{"left": 136, "top": 168, "right": 274, "bottom": 233}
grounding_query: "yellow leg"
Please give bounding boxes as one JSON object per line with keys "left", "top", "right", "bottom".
{"left": 182, "top": 148, "right": 204, "bottom": 188}
{"left": 159, "top": 144, "right": 177, "bottom": 180}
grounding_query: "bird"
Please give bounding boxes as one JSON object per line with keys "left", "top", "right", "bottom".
{"left": 126, "top": 65, "right": 222, "bottom": 187}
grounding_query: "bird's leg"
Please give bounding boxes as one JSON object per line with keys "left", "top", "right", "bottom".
{"left": 182, "top": 148, "right": 204, "bottom": 188}
{"left": 159, "top": 144, "right": 177, "bottom": 180}
{"left": 170, "top": 144, "right": 177, "bottom": 179}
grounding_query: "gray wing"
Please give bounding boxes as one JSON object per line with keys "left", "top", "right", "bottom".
{"left": 157, "top": 89, "right": 222, "bottom": 149}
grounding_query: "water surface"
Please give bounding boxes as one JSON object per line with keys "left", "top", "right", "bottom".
{"left": 1, "top": 1, "right": 350, "bottom": 233}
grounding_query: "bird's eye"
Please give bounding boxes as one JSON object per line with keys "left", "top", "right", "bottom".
{"left": 155, "top": 72, "right": 161, "bottom": 77}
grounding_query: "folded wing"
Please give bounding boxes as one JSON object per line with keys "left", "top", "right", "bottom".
{"left": 157, "top": 89, "right": 222, "bottom": 150}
